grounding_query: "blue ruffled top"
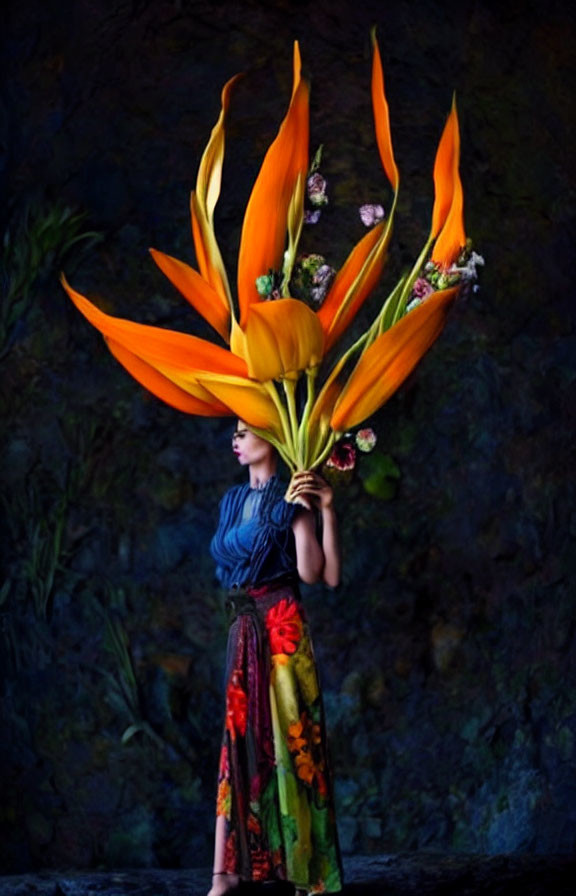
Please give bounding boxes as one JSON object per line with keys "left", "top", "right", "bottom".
{"left": 210, "top": 476, "right": 297, "bottom": 589}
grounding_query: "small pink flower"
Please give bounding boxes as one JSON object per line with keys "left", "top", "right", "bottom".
{"left": 355, "top": 428, "right": 377, "bottom": 453}
{"left": 412, "top": 277, "right": 435, "bottom": 299}
{"left": 311, "top": 263, "right": 335, "bottom": 303}
{"left": 307, "top": 173, "right": 328, "bottom": 207}
{"left": 359, "top": 204, "right": 385, "bottom": 227}
{"left": 326, "top": 441, "right": 357, "bottom": 472}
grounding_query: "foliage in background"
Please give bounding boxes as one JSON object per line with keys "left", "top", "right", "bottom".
{"left": 1, "top": 200, "right": 102, "bottom": 361}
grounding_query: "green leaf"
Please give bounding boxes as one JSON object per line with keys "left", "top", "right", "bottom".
{"left": 121, "top": 723, "right": 145, "bottom": 744}
{"left": 361, "top": 451, "right": 401, "bottom": 500}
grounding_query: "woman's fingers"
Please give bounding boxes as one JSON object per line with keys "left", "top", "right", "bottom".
{"left": 288, "top": 470, "right": 334, "bottom": 510}
{"left": 289, "top": 482, "right": 320, "bottom": 499}
{"left": 291, "top": 472, "right": 325, "bottom": 488}
{"left": 290, "top": 480, "right": 324, "bottom": 494}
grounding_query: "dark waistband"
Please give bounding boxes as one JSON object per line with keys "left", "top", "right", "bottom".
{"left": 225, "top": 575, "right": 299, "bottom": 621}
{"left": 228, "top": 573, "right": 298, "bottom": 598}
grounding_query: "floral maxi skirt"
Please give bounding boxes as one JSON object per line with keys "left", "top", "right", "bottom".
{"left": 216, "top": 579, "right": 342, "bottom": 893}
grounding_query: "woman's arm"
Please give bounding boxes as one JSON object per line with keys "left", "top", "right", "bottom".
{"left": 289, "top": 472, "right": 341, "bottom": 587}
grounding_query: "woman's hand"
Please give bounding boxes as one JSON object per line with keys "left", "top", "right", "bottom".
{"left": 286, "top": 470, "right": 334, "bottom": 511}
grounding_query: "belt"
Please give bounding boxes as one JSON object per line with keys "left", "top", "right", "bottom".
{"left": 225, "top": 576, "right": 299, "bottom": 622}
{"left": 225, "top": 586, "right": 259, "bottom": 623}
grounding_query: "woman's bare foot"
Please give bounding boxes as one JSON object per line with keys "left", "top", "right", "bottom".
{"left": 207, "top": 872, "right": 240, "bottom": 896}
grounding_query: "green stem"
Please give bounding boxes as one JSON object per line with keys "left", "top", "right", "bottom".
{"left": 370, "top": 275, "right": 407, "bottom": 339}
{"left": 392, "top": 234, "right": 434, "bottom": 324}
{"left": 309, "top": 431, "right": 338, "bottom": 470}
{"left": 298, "top": 368, "right": 318, "bottom": 468}
{"left": 281, "top": 174, "right": 305, "bottom": 295}
{"left": 264, "top": 380, "right": 296, "bottom": 464}
{"left": 283, "top": 378, "right": 301, "bottom": 467}
{"left": 329, "top": 324, "right": 373, "bottom": 380}
{"left": 250, "top": 425, "right": 295, "bottom": 470}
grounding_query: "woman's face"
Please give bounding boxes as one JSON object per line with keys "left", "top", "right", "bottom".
{"left": 232, "top": 421, "right": 273, "bottom": 466}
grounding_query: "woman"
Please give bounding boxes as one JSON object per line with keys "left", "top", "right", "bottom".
{"left": 208, "top": 421, "right": 343, "bottom": 896}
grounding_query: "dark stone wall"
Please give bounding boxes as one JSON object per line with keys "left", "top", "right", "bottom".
{"left": 1, "top": 0, "right": 575, "bottom": 873}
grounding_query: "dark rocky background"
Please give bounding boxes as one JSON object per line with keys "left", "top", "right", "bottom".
{"left": 1, "top": 0, "right": 575, "bottom": 880}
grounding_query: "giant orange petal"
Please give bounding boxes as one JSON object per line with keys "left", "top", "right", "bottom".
{"left": 196, "top": 75, "right": 241, "bottom": 220}
{"left": 62, "top": 275, "right": 247, "bottom": 376}
{"left": 149, "top": 248, "right": 230, "bottom": 342}
{"left": 430, "top": 96, "right": 465, "bottom": 264}
{"left": 432, "top": 108, "right": 466, "bottom": 267}
{"left": 243, "top": 298, "right": 324, "bottom": 382}
{"left": 194, "top": 373, "right": 282, "bottom": 436}
{"left": 371, "top": 29, "right": 399, "bottom": 192}
{"left": 430, "top": 98, "right": 458, "bottom": 239}
{"left": 237, "top": 43, "right": 309, "bottom": 325}
{"left": 191, "top": 192, "right": 232, "bottom": 320}
{"left": 106, "top": 338, "right": 232, "bottom": 416}
{"left": 191, "top": 74, "right": 240, "bottom": 309}
{"left": 140, "top": 361, "right": 241, "bottom": 408}
{"left": 431, "top": 159, "right": 465, "bottom": 267}
{"left": 316, "top": 221, "right": 390, "bottom": 352}
{"left": 330, "top": 287, "right": 458, "bottom": 431}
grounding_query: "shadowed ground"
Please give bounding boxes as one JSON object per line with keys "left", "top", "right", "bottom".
{"left": 0, "top": 855, "right": 575, "bottom": 895}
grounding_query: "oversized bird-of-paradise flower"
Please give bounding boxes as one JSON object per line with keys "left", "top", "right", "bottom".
{"left": 62, "top": 32, "right": 468, "bottom": 482}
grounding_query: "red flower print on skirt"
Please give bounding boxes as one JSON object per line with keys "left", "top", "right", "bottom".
{"left": 224, "top": 830, "right": 237, "bottom": 870}
{"left": 219, "top": 743, "right": 229, "bottom": 778}
{"left": 265, "top": 597, "right": 303, "bottom": 656}
{"left": 226, "top": 670, "right": 248, "bottom": 740}
{"left": 251, "top": 845, "right": 272, "bottom": 881}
